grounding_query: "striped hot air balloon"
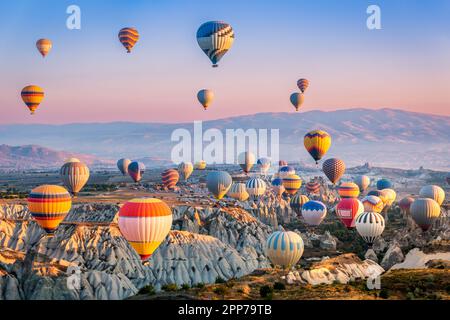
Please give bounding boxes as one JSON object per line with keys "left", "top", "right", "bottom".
{"left": 27, "top": 185, "right": 72, "bottom": 235}
{"left": 197, "top": 89, "right": 214, "bottom": 110}
{"left": 290, "top": 194, "right": 309, "bottom": 216}
{"left": 60, "top": 161, "right": 90, "bottom": 196}
{"left": 302, "top": 201, "right": 327, "bottom": 226}
{"left": 178, "top": 162, "right": 194, "bottom": 181}
{"left": 399, "top": 197, "right": 415, "bottom": 216}
{"left": 162, "top": 169, "right": 179, "bottom": 190}
{"left": 297, "top": 78, "right": 310, "bottom": 93}
{"left": 128, "top": 161, "right": 145, "bottom": 183}
{"left": 36, "top": 39, "right": 52, "bottom": 57}
{"left": 118, "top": 198, "right": 172, "bottom": 261}
{"left": 206, "top": 171, "right": 232, "bottom": 200}
{"left": 336, "top": 198, "right": 364, "bottom": 228}
{"left": 117, "top": 158, "right": 132, "bottom": 176}
{"left": 238, "top": 151, "right": 256, "bottom": 174}
{"left": 196, "top": 21, "right": 235, "bottom": 67}
{"left": 379, "top": 188, "right": 397, "bottom": 210}
{"left": 376, "top": 178, "right": 392, "bottom": 190}
{"left": 195, "top": 160, "right": 207, "bottom": 170}
{"left": 322, "top": 158, "right": 345, "bottom": 184}
{"left": 282, "top": 174, "right": 302, "bottom": 195}
{"left": 354, "top": 175, "right": 371, "bottom": 193}
{"left": 419, "top": 185, "right": 445, "bottom": 206}
{"left": 228, "top": 183, "right": 249, "bottom": 202}
{"left": 410, "top": 198, "right": 441, "bottom": 231}
{"left": 338, "top": 182, "right": 360, "bottom": 198}
{"left": 304, "top": 130, "right": 331, "bottom": 164}
{"left": 21, "top": 85, "right": 44, "bottom": 115}
{"left": 362, "top": 195, "right": 384, "bottom": 213}
{"left": 246, "top": 178, "right": 267, "bottom": 199}
{"left": 290, "top": 93, "right": 304, "bottom": 112}
{"left": 355, "top": 212, "right": 385, "bottom": 245}
{"left": 265, "top": 231, "right": 304, "bottom": 269}
{"left": 305, "top": 181, "right": 321, "bottom": 195}
{"left": 118, "top": 27, "right": 140, "bottom": 53}
{"left": 257, "top": 157, "right": 271, "bottom": 175}
{"left": 271, "top": 178, "right": 285, "bottom": 198}
{"left": 278, "top": 166, "right": 295, "bottom": 179}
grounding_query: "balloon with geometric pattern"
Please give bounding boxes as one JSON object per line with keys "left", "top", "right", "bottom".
{"left": 355, "top": 211, "right": 385, "bottom": 246}
{"left": 297, "top": 78, "right": 310, "bottom": 93}
{"left": 301, "top": 200, "right": 327, "bottom": 226}
{"left": 118, "top": 27, "right": 140, "bottom": 53}
{"left": 304, "top": 130, "right": 331, "bottom": 164}
{"left": 196, "top": 21, "right": 235, "bottom": 68}
{"left": 322, "top": 158, "right": 346, "bottom": 184}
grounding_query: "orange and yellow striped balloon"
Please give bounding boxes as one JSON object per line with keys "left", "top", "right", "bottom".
{"left": 36, "top": 39, "right": 52, "bottom": 57}
{"left": 21, "top": 85, "right": 44, "bottom": 115}
{"left": 118, "top": 198, "right": 173, "bottom": 261}
{"left": 304, "top": 130, "right": 331, "bottom": 164}
{"left": 119, "top": 27, "right": 139, "bottom": 53}
{"left": 27, "top": 185, "right": 72, "bottom": 235}
{"left": 282, "top": 174, "right": 302, "bottom": 195}
{"left": 338, "top": 182, "right": 360, "bottom": 198}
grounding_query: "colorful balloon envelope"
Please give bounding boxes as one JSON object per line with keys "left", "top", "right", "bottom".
{"left": 195, "top": 160, "right": 207, "bottom": 170}
{"left": 336, "top": 198, "right": 364, "bottom": 228}
{"left": 228, "top": 183, "right": 249, "bottom": 202}
{"left": 21, "top": 85, "right": 44, "bottom": 115}
{"left": 257, "top": 157, "right": 271, "bottom": 175}
{"left": 197, "top": 89, "right": 214, "bottom": 110}
{"left": 278, "top": 166, "right": 295, "bottom": 179}
{"left": 290, "top": 194, "right": 309, "bottom": 216}
{"left": 271, "top": 178, "right": 285, "bottom": 198}
{"left": 410, "top": 198, "right": 441, "bottom": 231}
{"left": 282, "top": 174, "right": 302, "bottom": 195}
{"left": 322, "top": 158, "right": 345, "bottom": 184}
{"left": 60, "top": 161, "right": 90, "bottom": 196}
{"left": 379, "top": 188, "right": 397, "bottom": 209}
{"left": 305, "top": 181, "right": 321, "bottom": 194}
{"left": 354, "top": 175, "right": 371, "bottom": 193}
{"left": 355, "top": 212, "right": 385, "bottom": 245}
{"left": 27, "top": 185, "right": 72, "bottom": 235}
{"left": 301, "top": 200, "right": 327, "bottom": 226}
{"left": 162, "top": 169, "right": 180, "bottom": 190}
{"left": 119, "top": 27, "right": 139, "bottom": 53}
{"left": 376, "top": 178, "right": 392, "bottom": 190}
{"left": 118, "top": 198, "right": 172, "bottom": 261}
{"left": 338, "top": 182, "right": 360, "bottom": 198}
{"left": 206, "top": 171, "right": 232, "bottom": 200}
{"left": 399, "top": 197, "right": 415, "bottom": 215}
{"left": 304, "top": 130, "right": 331, "bottom": 164}
{"left": 246, "top": 178, "right": 267, "bottom": 198}
{"left": 36, "top": 39, "right": 52, "bottom": 58}
{"left": 290, "top": 93, "right": 304, "bottom": 112}
{"left": 419, "top": 185, "right": 445, "bottom": 206}
{"left": 196, "top": 21, "right": 235, "bottom": 67}
{"left": 178, "top": 162, "right": 194, "bottom": 181}
{"left": 361, "top": 195, "right": 384, "bottom": 213}
{"left": 117, "top": 158, "right": 132, "bottom": 176}
{"left": 265, "top": 231, "right": 304, "bottom": 268}
{"left": 128, "top": 161, "right": 145, "bottom": 183}
{"left": 297, "top": 78, "right": 310, "bottom": 93}
{"left": 238, "top": 151, "right": 256, "bottom": 174}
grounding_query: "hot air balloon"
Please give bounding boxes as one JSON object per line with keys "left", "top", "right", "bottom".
{"left": 162, "top": 169, "right": 180, "bottom": 190}
{"left": 304, "top": 130, "right": 331, "bottom": 164}
{"left": 279, "top": 160, "right": 288, "bottom": 167}
{"left": 290, "top": 93, "right": 304, "bottom": 112}
{"left": 36, "top": 39, "right": 52, "bottom": 58}
{"left": 271, "top": 178, "right": 285, "bottom": 198}
{"left": 246, "top": 178, "right": 267, "bottom": 199}
{"left": 196, "top": 21, "right": 234, "bottom": 67}
{"left": 419, "top": 185, "right": 445, "bottom": 206}
{"left": 21, "top": 85, "right": 44, "bottom": 115}
{"left": 195, "top": 160, "right": 207, "bottom": 170}
{"left": 60, "top": 161, "right": 90, "bottom": 196}
{"left": 27, "top": 185, "right": 72, "bottom": 235}
{"left": 206, "top": 171, "right": 232, "bottom": 200}
{"left": 410, "top": 198, "right": 441, "bottom": 231}
{"left": 297, "top": 79, "right": 310, "bottom": 93}
{"left": 118, "top": 198, "right": 172, "bottom": 261}
{"left": 178, "top": 162, "right": 194, "bottom": 181}
{"left": 228, "top": 183, "right": 249, "bottom": 202}
{"left": 354, "top": 175, "right": 371, "bottom": 193}
{"left": 117, "top": 158, "right": 132, "bottom": 176}
{"left": 379, "top": 188, "right": 397, "bottom": 210}
{"left": 282, "top": 174, "right": 302, "bottom": 195}
{"left": 338, "top": 182, "right": 360, "bottom": 198}
{"left": 322, "top": 158, "right": 345, "bottom": 184}
{"left": 238, "top": 151, "right": 256, "bottom": 174}
{"left": 257, "top": 158, "right": 271, "bottom": 175}
{"left": 278, "top": 166, "right": 295, "bottom": 179}
{"left": 355, "top": 212, "right": 385, "bottom": 246}
{"left": 265, "top": 231, "right": 304, "bottom": 268}
{"left": 305, "top": 180, "right": 321, "bottom": 195}
{"left": 197, "top": 89, "right": 214, "bottom": 110}
{"left": 118, "top": 27, "right": 139, "bottom": 53}
{"left": 399, "top": 197, "right": 415, "bottom": 216}
{"left": 302, "top": 201, "right": 327, "bottom": 226}
{"left": 336, "top": 198, "right": 364, "bottom": 228}
{"left": 64, "top": 158, "right": 80, "bottom": 164}
{"left": 290, "top": 194, "right": 309, "bottom": 216}
{"left": 376, "top": 178, "right": 392, "bottom": 190}
{"left": 128, "top": 161, "right": 145, "bottom": 183}
{"left": 361, "top": 195, "right": 384, "bottom": 213}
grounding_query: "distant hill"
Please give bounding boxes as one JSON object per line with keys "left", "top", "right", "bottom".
{"left": 0, "top": 109, "right": 448, "bottom": 170}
